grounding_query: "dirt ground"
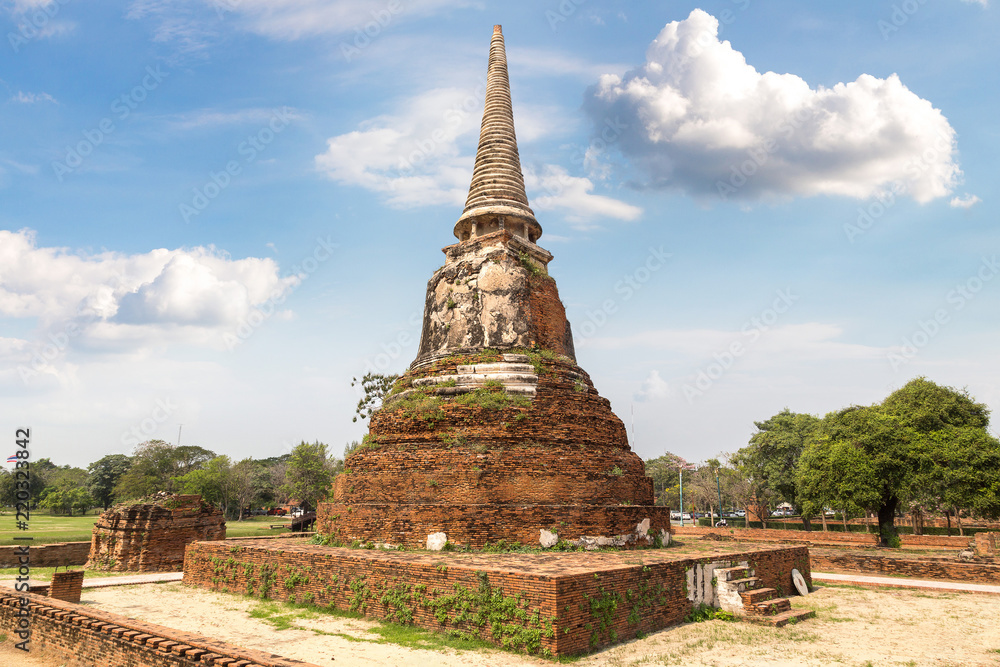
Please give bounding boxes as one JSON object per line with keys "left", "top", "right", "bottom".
{"left": 6, "top": 582, "right": 1000, "bottom": 666}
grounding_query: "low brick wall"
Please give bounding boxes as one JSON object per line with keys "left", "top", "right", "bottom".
{"left": 976, "top": 532, "right": 998, "bottom": 557}
{"left": 673, "top": 526, "right": 972, "bottom": 549}
{"left": 183, "top": 538, "right": 811, "bottom": 656}
{"left": 0, "top": 589, "right": 317, "bottom": 667}
{"left": 810, "top": 551, "right": 1000, "bottom": 584}
{"left": 0, "top": 542, "right": 90, "bottom": 568}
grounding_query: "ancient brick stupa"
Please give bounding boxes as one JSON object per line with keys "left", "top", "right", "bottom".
{"left": 317, "top": 26, "right": 669, "bottom": 549}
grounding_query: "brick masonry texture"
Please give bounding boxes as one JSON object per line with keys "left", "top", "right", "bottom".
{"left": 320, "top": 348, "right": 668, "bottom": 548}
{"left": 0, "top": 589, "right": 318, "bottom": 667}
{"left": 183, "top": 538, "right": 811, "bottom": 656}
{"left": 89, "top": 495, "right": 225, "bottom": 572}
{"left": 48, "top": 570, "right": 85, "bottom": 603}
{"left": 672, "top": 525, "right": 974, "bottom": 549}
{"left": 0, "top": 541, "right": 89, "bottom": 568}
{"left": 976, "top": 532, "right": 999, "bottom": 557}
{"left": 809, "top": 548, "right": 1000, "bottom": 584}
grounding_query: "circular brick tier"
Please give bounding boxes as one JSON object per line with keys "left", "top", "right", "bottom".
{"left": 318, "top": 352, "right": 670, "bottom": 549}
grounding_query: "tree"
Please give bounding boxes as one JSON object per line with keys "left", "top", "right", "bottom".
{"left": 282, "top": 441, "right": 335, "bottom": 512}
{"left": 114, "top": 440, "right": 217, "bottom": 500}
{"left": 644, "top": 452, "right": 687, "bottom": 508}
{"left": 174, "top": 455, "right": 232, "bottom": 516}
{"left": 352, "top": 373, "right": 399, "bottom": 423}
{"left": 230, "top": 458, "right": 264, "bottom": 521}
{"left": 796, "top": 378, "right": 1000, "bottom": 547}
{"left": 732, "top": 409, "right": 821, "bottom": 528}
{"left": 39, "top": 487, "right": 94, "bottom": 516}
{"left": 87, "top": 454, "right": 132, "bottom": 510}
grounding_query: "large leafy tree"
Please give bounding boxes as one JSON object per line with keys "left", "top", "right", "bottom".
{"left": 114, "top": 440, "right": 217, "bottom": 500}
{"left": 282, "top": 441, "right": 336, "bottom": 512}
{"left": 87, "top": 454, "right": 132, "bottom": 510}
{"left": 732, "top": 409, "right": 821, "bottom": 528}
{"left": 797, "top": 378, "right": 1000, "bottom": 546}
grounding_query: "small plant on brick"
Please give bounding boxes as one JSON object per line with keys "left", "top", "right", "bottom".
{"left": 447, "top": 298, "right": 457, "bottom": 309}
{"left": 609, "top": 465, "right": 624, "bottom": 477}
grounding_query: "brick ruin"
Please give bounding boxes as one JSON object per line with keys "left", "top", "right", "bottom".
{"left": 317, "top": 25, "right": 669, "bottom": 549}
{"left": 88, "top": 493, "right": 225, "bottom": 572}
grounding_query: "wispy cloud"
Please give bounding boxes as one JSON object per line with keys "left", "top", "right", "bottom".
{"left": 10, "top": 91, "right": 57, "bottom": 104}
{"left": 950, "top": 193, "right": 981, "bottom": 209}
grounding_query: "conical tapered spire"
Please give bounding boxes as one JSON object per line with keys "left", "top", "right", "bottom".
{"left": 454, "top": 25, "right": 543, "bottom": 245}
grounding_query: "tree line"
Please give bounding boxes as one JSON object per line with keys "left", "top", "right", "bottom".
{"left": 0, "top": 440, "right": 345, "bottom": 520}
{"left": 646, "top": 378, "right": 1000, "bottom": 547}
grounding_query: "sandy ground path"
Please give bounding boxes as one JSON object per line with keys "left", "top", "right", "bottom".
{"left": 73, "top": 581, "right": 1000, "bottom": 667}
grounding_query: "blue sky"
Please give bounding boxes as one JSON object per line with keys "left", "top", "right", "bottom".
{"left": 1, "top": 0, "right": 997, "bottom": 469}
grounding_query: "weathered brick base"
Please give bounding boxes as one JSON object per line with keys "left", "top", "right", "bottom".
{"left": 183, "top": 538, "right": 811, "bottom": 656}
{"left": 89, "top": 494, "right": 225, "bottom": 572}
{"left": 0, "top": 589, "right": 316, "bottom": 667}
{"left": 317, "top": 502, "right": 671, "bottom": 549}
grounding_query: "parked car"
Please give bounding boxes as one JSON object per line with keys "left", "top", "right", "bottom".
{"left": 251, "top": 509, "right": 267, "bottom": 516}
{"left": 290, "top": 508, "right": 305, "bottom": 517}
{"left": 735, "top": 510, "right": 746, "bottom": 517}
{"left": 267, "top": 508, "right": 287, "bottom": 516}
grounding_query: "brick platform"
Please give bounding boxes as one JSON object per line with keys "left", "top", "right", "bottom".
{"left": 0, "top": 542, "right": 90, "bottom": 568}
{"left": 183, "top": 538, "right": 811, "bottom": 656}
{"left": 810, "top": 547, "right": 1000, "bottom": 585}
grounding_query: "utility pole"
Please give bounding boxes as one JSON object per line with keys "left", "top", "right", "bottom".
{"left": 679, "top": 466, "right": 685, "bottom": 527}
{"left": 716, "top": 469, "right": 723, "bottom": 525}
{"left": 177, "top": 424, "right": 183, "bottom": 447}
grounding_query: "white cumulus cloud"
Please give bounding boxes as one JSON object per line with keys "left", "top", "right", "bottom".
{"left": 584, "top": 9, "right": 962, "bottom": 204}
{"left": 0, "top": 229, "right": 300, "bottom": 356}
{"left": 634, "top": 369, "right": 670, "bottom": 402}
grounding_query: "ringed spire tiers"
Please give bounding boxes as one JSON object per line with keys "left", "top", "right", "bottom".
{"left": 454, "top": 25, "right": 543, "bottom": 245}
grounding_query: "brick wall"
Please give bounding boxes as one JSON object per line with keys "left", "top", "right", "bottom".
{"left": 975, "top": 532, "right": 998, "bottom": 557}
{"left": 89, "top": 494, "right": 225, "bottom": 572}
{"left": 673, "top": 525, "right": 973, "bottom": 549}
{"left": 0, "top": 542, "right": 90, "bottom": 568}
{"left": 810, "top": 551, "right": 1000, "bottom": 584}
{"left": 183, "top": 538, "right": 811, "bottom": 656}
{"left": 0, "top": 589, "right": 317, "bottom": 667}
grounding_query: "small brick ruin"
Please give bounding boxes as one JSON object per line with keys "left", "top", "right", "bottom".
{"left": 88, "top": 493, "right": 225, "bottom": 572}
{"left": 318, "top": 26, "right": 669, "bottom": 550}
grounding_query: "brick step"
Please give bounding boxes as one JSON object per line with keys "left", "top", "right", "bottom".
{"left": 713, "top": 566, "right": 753, "bottom": 582}
{"left": 747, "top": 608, "right": 816, "bottom": 628}
{"left": 740, "top": 587, "right": 777, "bottom": 605}
{"left": 726, "top": 577, "right": 761, "bottom": 591}
{"left": 749, "top": 597, "right": 792, "bottom": 616}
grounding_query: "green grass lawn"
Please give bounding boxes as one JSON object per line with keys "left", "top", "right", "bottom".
{"left": 0, "top": 511, "right": 293, "bottom": 545}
